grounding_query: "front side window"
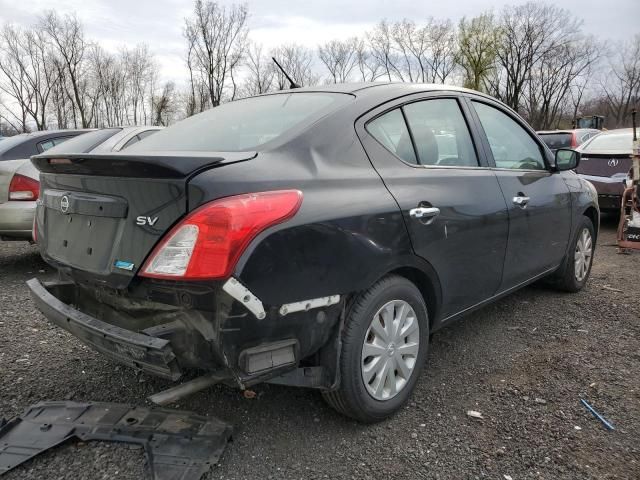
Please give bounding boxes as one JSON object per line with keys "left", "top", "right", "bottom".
{"left": 367, "top": 109, "right": 418, "bottom": 165}
{"left": 403, "top": 99, "right": 478, "bottom": 167}
{"left": 473, "top": 101, "right": 545, "bottom": 170}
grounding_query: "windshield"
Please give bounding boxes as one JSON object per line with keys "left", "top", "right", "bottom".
{"left": 128, "top": 92, "right": 352, "bottom": 152}
{"left": 581, "top": 131, "right": 634, "bottom": 152}
{"left": 46, "top": 128, "right": 122, "bottom": 154}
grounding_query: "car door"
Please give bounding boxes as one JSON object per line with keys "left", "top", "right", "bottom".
{"left": 357, "top": 93, "right": 509, "bottom": 320}
{"left": 467, "top": 99, "right": 572, "bottom": 290}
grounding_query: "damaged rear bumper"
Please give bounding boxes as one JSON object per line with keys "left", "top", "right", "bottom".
{"left": 27, "top": 278, "right": 182, "bottom": 380}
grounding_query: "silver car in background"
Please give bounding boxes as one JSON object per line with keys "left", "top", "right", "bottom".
{"left": 0, "top": 129, "right": 89, "bottom": 240}
{"left": 0, "top": 126, "right": 162, "bottom": 241}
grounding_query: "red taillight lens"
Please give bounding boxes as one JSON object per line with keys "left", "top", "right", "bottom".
{"left": 571, "top": 132, "right": 578, "bottom": 148}
{"left": 9, "top": 174, "right": 39, "bottom": 201}
{"left": 140, "top": 190, "right": 303, "bottom": 280}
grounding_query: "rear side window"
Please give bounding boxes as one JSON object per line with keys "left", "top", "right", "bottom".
{"left": 127, "top": 93, "right": 351, "bottom": 152}
{"left": 403, "top": 99, "right": 478, "bottom": 167}
{"left": 473, "top": 102, "right": 545, "bottom": 170}
{"left": 46, "top": 129, "right": 120, "bottom": 154}
{"left": 367, "top": 109, "right": 418, "bottom": 164}
{"left": 539, "top": 133, "right": 573, "bottom": 150}
{"left": 38, "top": 140, "right": 56, "bottom": 152}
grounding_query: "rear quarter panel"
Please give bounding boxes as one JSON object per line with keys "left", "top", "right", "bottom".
{"left": 186, "top": 109, "right": 421, "bottom": 307}
{"left": 562, "top": 171, "right": 600, "bottom": 241}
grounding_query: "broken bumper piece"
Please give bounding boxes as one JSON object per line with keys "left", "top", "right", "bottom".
{"left": 0, "top": 401, "right": 232, "bottom": 480}
{"left": 26, "top": 278, "right": 182, "bottom": 380}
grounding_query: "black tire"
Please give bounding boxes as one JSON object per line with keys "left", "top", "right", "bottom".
{"left": 323, "top": 275, "right": 429, "bottom": 423}
{"left": 552, "top": 216, "right": 596, "bottom": 292}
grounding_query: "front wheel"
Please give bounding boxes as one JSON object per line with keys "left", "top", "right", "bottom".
{"left": 323, "top": 275, "right": 429, "bottom": 423}
{"left": 553, "top": 216, "right": 595, "bottom": 292}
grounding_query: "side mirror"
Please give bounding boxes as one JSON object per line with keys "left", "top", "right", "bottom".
{"left": 554, "top": 148, "right": 580, "bottom": 171}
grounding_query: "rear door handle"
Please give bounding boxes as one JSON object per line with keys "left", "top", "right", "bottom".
{"left": 409, "top": 207, "right": 440, "bottom": 223}
{"left": 512, "top": 195, "right": 530, "bottom": 208}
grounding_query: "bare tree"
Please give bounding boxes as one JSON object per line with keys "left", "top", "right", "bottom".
{"left": 600, "top": 34, "right": 640, "bottom": 127}
{"left": 318, "top": 38, "right": 359, "bottom": 83}
{"left": 0, "top": 26, "right": 31, "bottom": 132}
{"left": 152, "top": 81, "right": 176, "bottom": 126}
{"left": 493, "top": 2, "right": 582, "bottom": 113}
{"left": 367, "top": 18, "right": 458, "bottom": 84}
{"left": 367, "top": 21, "right": 400, "bottom": 81}
{"left": 524, "top": 36, "right": 600, "bottom": 129}
{"left": 0, "top": 25, "right": 60, "bottom": 131}
{"left": 271, "top": 44, "right": 318, "bottom": 88}
{"left": 184, "top": 0, "right": 248, "bottom": 107}
{"left": 40, "top": 11, "right": 96, "bottom": 128}
{"left": 242, "top": 42, "right": 275, "bottom": 96}
{"left": 354, "top": 39, "right": 382, "bottom": 82}
{"left": 122, "top": 45, "right": 155, "bottom": 125}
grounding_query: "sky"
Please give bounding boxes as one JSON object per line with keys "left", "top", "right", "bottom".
{"left": 0, "top": 0, "right": 637, "bottom": 86}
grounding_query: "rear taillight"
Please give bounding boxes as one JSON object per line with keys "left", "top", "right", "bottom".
{"left": 571, "top": 132, "right": 578, "bottom": 148}
{"left": 9, "top": 174, "right": 39, "bottom": 201}
{"left": 140, "top": 190, "right": 303, "bottom": 280}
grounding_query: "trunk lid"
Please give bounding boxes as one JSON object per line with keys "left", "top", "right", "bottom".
{"left": 576, "top": 153, "right": 631, "bottom": 178}
{"left": 32, "top": 151, "right": 256, "bottom": 289}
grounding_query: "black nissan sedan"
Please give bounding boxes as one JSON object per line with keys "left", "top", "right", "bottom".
{"left": 28, "top": 83, "right": 598, "bottom": 422}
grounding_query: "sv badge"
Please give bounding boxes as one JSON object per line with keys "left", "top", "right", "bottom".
{"left": 136, "top": 216, "right": 159, "bottom": 226}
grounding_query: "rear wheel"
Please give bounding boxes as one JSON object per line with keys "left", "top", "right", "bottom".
{"left": 323, "top": 275, "right": 429, "bottom": 423}
{"left": 553, "top": 216, "right": 595, "bottom": 292}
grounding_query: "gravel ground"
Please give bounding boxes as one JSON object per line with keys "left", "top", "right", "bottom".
{"left": 1, "top": 216, "right": 639, "bottom": 480}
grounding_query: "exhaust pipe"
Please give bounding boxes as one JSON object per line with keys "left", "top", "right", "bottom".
{"left": 148, "top": 372, "right": 229, "bottom": 406}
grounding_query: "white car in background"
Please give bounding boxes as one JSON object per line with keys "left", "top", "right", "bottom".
{"left": 0, "top": 126, "right": 162, "bottom": 241}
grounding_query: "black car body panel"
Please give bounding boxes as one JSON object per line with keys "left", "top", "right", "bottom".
{"left": 28, "top": 83, "right": 599, "bottom": 390}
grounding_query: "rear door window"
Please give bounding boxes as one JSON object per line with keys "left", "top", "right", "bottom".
{"left": 367, "top": 109, "right": 417, "bottom": 164}
{"left": 473, "top": 101, "right": 546, "bottom": 170}
{"left": 403, "top": 99, "right": 478, "bottom": 167}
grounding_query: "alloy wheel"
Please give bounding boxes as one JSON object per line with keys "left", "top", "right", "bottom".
{"left": 574, "top": 227, "right": 593, "bottom": 282}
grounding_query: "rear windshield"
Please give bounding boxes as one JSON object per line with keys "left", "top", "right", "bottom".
{"left": 46, "top": 128, "right": 122, "bottom": 154}
{"left": 128, "top": 92, "right": 352, "bottom": 152}
{"left": 581, "top": 131, "right": 633, "bottom": 152}
{"left": 0, "top": 134, "right": 30, "bottom": 157}
{"left": 538, "top": 133, "right": 572, "bottom": 150}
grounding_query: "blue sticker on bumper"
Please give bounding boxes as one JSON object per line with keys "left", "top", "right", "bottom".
{"left": 114, "top": 260, "right": 135, "bottom": 271}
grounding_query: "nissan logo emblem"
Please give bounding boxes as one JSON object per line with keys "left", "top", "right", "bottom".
{"left": 60, "top": 195, "right": 70, "bottom": 214}
{"left": 608, "top": 159, "right": 619, "bottom": 167}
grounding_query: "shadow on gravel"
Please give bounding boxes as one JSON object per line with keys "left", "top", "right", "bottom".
{"left": 0, "top": 243, "right": 49, "bottom": 276}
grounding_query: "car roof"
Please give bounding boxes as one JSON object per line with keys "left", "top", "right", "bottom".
{"left": 536, "top": 129, "right": 598, "bottom": 134}
{"left": 595, "top": 128, "right": 635, "bottom": 135}
{"left": 269, "top": 82, "right": 496, "bottom": 103}
{"left": 578, "top": 128, "right": 636, "bottom": 154}
{"left": 0, "top": 129, "right": 92, "bottom": 160}
{"left": 7, "top": 129, "right": 92, "bottom": 139}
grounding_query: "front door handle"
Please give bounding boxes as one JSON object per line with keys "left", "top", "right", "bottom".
{"left": 409, "top": 207, "right": 440, "bottom": 223}
{"left": 512, "top": 195, "right": 530, "bottom": 208}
